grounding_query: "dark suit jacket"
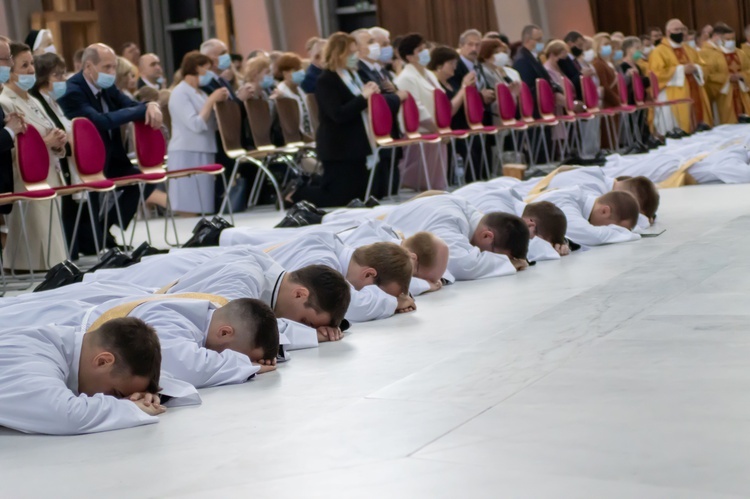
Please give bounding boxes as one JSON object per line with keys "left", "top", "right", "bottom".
{"left": 314, "top": 69, "right": 370, "bottom": 162}
{"left": 58, "top": 71, "right": 146, "bottom": 177}
{"left": 300, "top": 64, "right": 323, "bottom": 95}
{"left": 513, "top": 47, "right": 561, "bottom": 119}
{"left": 137, "top": 77, "right": 162, "bottom": 90}
{"left": 558, "top": 55, "right": 582, "bottom": 100}
{"left": 0, "top": 106, "right": 14, "bottom": 214}
{"left": 357, "top": 60, "right": 401, "bottom": 117}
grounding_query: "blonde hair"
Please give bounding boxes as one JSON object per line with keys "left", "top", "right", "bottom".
{"left": 403, "top": 232, "right": 439, "bottom": 269}
{"left": 593, "top": 33, "right": 612, "bottom": 56}
{"left": 544, "top": 39, "right": 567, "bottom": 58}
{"left": 324, "top": 32, "right": 356, "bottom": 71}
{"left": 244, "top": 55, "right": 271, "bottom": 83}
{"left": 115, "top": 56, "right": 135, "bottom": 90}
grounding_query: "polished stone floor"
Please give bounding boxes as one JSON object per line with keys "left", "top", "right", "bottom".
{"left": 1, "top": 184, "right": 750, "bottom": 498}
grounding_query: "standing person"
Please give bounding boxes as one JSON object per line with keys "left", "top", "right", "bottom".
{"left": 58, "top": 43, "right": 163, "bottom": 251}
{"left": 700, "top": 23, "right": 750, "bottom": 124}
{"left": 0, "top": 42, "right": 67, "bottom": 270}
{"left": 543, "top": 40, "right": 569, "bottom": 145}
{"left": 285, "top": 32, "right": 379, "bottom": 208}
{"left": 167, "top": 51, "right": 229, "bottom": 215}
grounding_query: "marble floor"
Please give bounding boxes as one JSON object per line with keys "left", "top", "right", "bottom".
{"left": 2, "top": 184, "right": 750, "bottom": 498}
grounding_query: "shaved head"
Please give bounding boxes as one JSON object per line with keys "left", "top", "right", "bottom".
{"left": 666, "top": 18, "right": 685, "bottom": 34}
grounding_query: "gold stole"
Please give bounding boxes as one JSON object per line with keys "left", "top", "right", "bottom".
{"left": 657, "top": 153, "right": 710, "bottom": 188}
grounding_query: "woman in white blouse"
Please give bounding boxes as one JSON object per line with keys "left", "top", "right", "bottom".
{"left": 0, "top": 42, "right": 67, "bottom": 270}
{"left": 394, "top": 33, "right": 446, "bottom": 191}
{"left": 167, "top": 50, "right": 229, "bottom": 215}
{"left": 273, "top": 53, "right": 312, "bottom": 138}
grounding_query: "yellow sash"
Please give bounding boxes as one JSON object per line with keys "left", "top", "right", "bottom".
{"left": 657, "top": 153, "right": 710, "bottom": 188}
{"left": 526, "top": 165, "right": 580, "bottom": 197}
{"left": 263, "top": 241, "right": 288, "bottom": 253}
{"left": 87, "top": 293, "right": 229, "bottom": 332}
{"left": 525, "top": 188, "right": 558, "bottom": 204}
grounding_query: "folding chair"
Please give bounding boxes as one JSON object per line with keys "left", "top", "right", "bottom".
{"left": 433, "top": 88, "right": 470, "bottom": 185}
{"left": 580, "top": 75, "right": 618, "bottom": 151}
{"left": 649, "top": 70, "right": 695, "bottom": 133}
{"left": 463, "top": 85, "right": 499, "bottom": 179}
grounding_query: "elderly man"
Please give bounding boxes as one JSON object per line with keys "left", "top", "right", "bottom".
{"left": 59, "top": 43, "right": 162, "bottom": 251}
{"left": 700, "top": 23, "right": 750, "bottom": 124}
{"left": 648, "top": 18, "right": 713, "bottom": 134}
{"left": 448, "top": 29, "right": 494, "bottom": 102}
{"left": 137, "top": 53, "right": 164, "bottom": 89}
{"left": 299, "top": 36, "right": 326, "bottom": 94}
{"left": 370, "top": 26, "right": 394, "bottom": 65}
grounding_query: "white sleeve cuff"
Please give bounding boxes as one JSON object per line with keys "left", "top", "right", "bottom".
{"left": 4, "top": 126, "right": 14, "bottom": 141}
{"left": 667, "top": 65, "right": 685, "bottom": 87}
{"left": 720, "top": 80, "right": 731, "bottom": 95}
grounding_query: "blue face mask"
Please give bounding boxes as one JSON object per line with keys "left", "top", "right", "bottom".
{"left": 347, "top": 53, "right": 359, "bottom": 70}
{"left": 96, "top": 71, "right": 116, "bottom": 89}
{"left": 613, "top": 49, "right": 624, "bottom": 61}
{"left": 379, "top": 45, "right": 394, "bottom": 63}
{"left": 198, "top": 70, "right": 215, "bottom": 87}
{"left": 600, "top": 45, "right": 613, "bottom": 57}
{"left": 535, "top": 42, "right": 545, "bottom": 53}
{"left": 217, "top": 53, "right": 231, "bottom": 71}
{"left": 261, "top": 74, "right": 275, "bottom": 89}
{"left": 291, "top": 69, "right": 306, "bottom": 85}
{"left": 0, "top": 66, "right": 9, "bottom": 84}
{"left": 16, "top": 73, "right": 36, "bottom": 91}
{"left": 51, "top": 81, "right": 67, "bottom": 100}
{"left": 417, "top": 48, "right": 430, "bottom": 66}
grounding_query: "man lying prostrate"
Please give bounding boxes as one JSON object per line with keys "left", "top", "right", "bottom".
{"left": 202, "top": 219, "right": 449, "bottom": 294}
{"left": 86, "top": 297, "right": 279, "bottom": 388}
{"left": 267, "top": 233, "right": 416, "bottom": 320}
{"left": 533, "top": 187, "right": 641, "bottom": 247}
{"left": 451, "top": 186, "right": 567, "bottom": 260}
{"left": 325, "top": 196, "right": 530, "bottom": 281}
{"left": 0, "top": 318, "right": 164, "bottom": 435}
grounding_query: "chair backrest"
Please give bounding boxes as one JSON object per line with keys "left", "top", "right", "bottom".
{"left": 496, "top": 83, "right": 519, "bottom": 125}
{"left": 133, "top": 121, "right": 168, "bottom": 174}
{"left": 631, "top": 70, "right": 646, "bottom": 105}
{"left": 368, "top": 93, "right": 394, "bottom": 144}
{"left": 275, "top": 96, "right": 304, "bottom": 145}
{"left": 214, "top": 100, "right": 246, "bottom": 158}
{"left": 581, "top": 75, "right": 600, "bottom": 111}
{"left": 16, "top": 124, "right": 52, "bottom": 189}
{"left": 562, "top": 77, "right": 577, "bottom": 115}
{"left": 536, "top": 78, "right": 556, "bottom": 119}
{"left": 519, "top": 81, "right": 535, "bottom": 121}
{"left": 305, "top": 93, "right": 319, "bottom": 136}
{"left": 616, "top": 72, "right": 629, "bottom": 105}
{"left": 244, "top": 97, "right": 275, "bottom": 149}
{"left": 648, "top": 71, "right": 660, "bottom": 100}
{"left": 433, "top": 88, "right": 453, "bottom": 132}
{"left": 463, "top": 85, "right": 485, "bottom": 129}
{"left": 70, "top": 117, "right": 107, "bottom": 182}
{"left": 402, "top": 92, "right": 421, "bottom": 138}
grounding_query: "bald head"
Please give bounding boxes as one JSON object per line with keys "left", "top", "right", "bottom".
{"left": 666, "top": 18, "right": 685, "bottom": 34}
{"left": 138, "top": 53, "right": 163, "bottom": 82}
{"left": 82, "top": 43, "right": 117, "bottom": 86}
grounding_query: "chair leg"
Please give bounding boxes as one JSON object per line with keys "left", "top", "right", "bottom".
{"left": 479, "top": 134, "right": 491, "bottom": 179}
{"left": 18, "top": 201, "right": 35, "bottom": 282}
{"left": 50, "top": 197, "right": 70, "bottom": 267}
{"left": 111, "top": 190, "right": 129, "bottom": 249}
{"left": 163, "top": 180, "right": 181, "bottom": 247}
{"left": 218, "top": 157, "right": 242, "bottom": 219}
{"left": 193, "top": 176, "right": 206, "bottom": 218}
{"left": 249, "top": 157, "right": 284, "bottom": 211}
{"left": 465, "top": 136, "right": 478, "bottom": 182}
{"left": 387, "top": 146, "right": 398, "bottom": 199}
{"left": 418, "top": 143, "right": 432, "bottom": 191}
{"left": 364, "top": 147, "right": 379, "bottom": 200}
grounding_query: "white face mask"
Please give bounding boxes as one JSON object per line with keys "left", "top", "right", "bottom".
{"left": 43, "top": 44, "right": 57, "bottom": 54}
{"left": 367, "top": 43, "right": 381, "bottom": 61}
{"left": 494, "top": 52, "right": 510, "bottom": 67}
{"left": 583, "top": 49, "right": 596, "bottom": 63}
{"left": 724, "top": 40, "right": 736, "bottom": 52}
{"left": 643, "top": 45, "right": 653, "bottom": 55}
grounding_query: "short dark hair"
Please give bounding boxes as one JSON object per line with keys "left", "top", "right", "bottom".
{"left": 392, "top": 35, "right": 405, "bottom": 60}
{"left": 598, "top": 191, "right": 640, "bottom": 229}
{"left": 617, "top": 176, "right": 660, "bottom": 220}
{"left": 289, "top": 265, "right": 351, "bottom": 327}
{"left": 482, "top": 212, "right": 530, "bottom": 259}
{"left": 121, "top": 42, "right": 138, "bottom": 53}
{"left": 499, "top": 34, "right": 510, "bottom": 46}
{"left": 398, "top": 33, "right": 425, "bottom": 60}
{"left": 33, "top": 52, "right": 65, "bottom": 91}
{"left": 180, "top": 50, "right": 212, "bottom": 76}
{"left": 9, "top": 42, "right": 30, "bottom": 60}
{"left": 92, "top": 317, "right": 161, "bottom": 394}
{"left": 646, "top": 26, "right": 661, "bottom": 35}
{"left": 639, "top": 34, "right": 651, "bottom": 42}
{"left": 521, "top": 25, "right": 541, "bottom": 42}
{"left": 564, "top": 31, "right": 583, "bottom": 44}
{"left": 73, "top": 48, "right": 84, "bottom": 63}
{"left": 713, "top": 22, "right": 734, "bottom": 35}
{"left": 523, "top": 201, "right": 568, "bottom": 246}
{"left": 221, "top": 298, "right": 279, "bottom": 361}
{"left": 426, "top": 45, "right": 459, "bottom": 70}
{"left": 352, "top": 242, "right": 413, "bottom": 296}
{"left": 230, "top": 53, "right": 243, "bottom": 63}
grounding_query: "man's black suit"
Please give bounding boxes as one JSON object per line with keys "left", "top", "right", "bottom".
{"left": 0, "top": 107, "right": 14, "bottom": 215}
{"left": 558, "top": 55, "right": 583, "bottom": 100}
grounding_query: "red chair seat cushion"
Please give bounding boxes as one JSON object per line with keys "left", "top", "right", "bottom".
{"left": 556, "top": 115, "right": 577, "bottom": 122}
{"left": 534, "top": 117, "right": 559, "bottom": 125}
{"left": 575, "top": 111, "right": 596, "bottom": 119}
{"left": 112, "top": 172, "right": 167, "bottom": 185}
{"left": 166, "top": 165, "right": 225, "bottom": 178}
{"left": 612, "top": 105, "right": 637, "bottom": 113}
{"left": 0, "top": 189, "right": 56, "bottom": 204}
{"left": 55, "top": 180, "right": 115, "bottom": 195}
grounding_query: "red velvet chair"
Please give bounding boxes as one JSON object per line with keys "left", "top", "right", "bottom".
{"left": 536, "top": 78, "right": 576, "bottom": 159}
{"left": 580, "top": 74, "right": 618, "bottom": 150}
{"left": 0, "top": 124, "right": 59, "bottom": 279}
{"left": 433, "top": 88, "right": 470, "bottom": 184}
{"left": 648, "top": 70, "right": 694, "bottom": 132}
{"left": 613, "top": 72, "right": 639, "bottom": 147}
{"left": 463, "top": 85, "right": 498, "bottom": 178}
{"left": 496, "top": 82, "right": 533, "bottom": 166}
{"left": 519, "top": 81, "right": 557, "bottom": 164}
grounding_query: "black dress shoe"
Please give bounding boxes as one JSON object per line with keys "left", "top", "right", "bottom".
{"left": 292, "top": 200, "right": 327, "bottom": 216}
{"left": 665, "top": 130, "right": 681, "bottom": 139}
{"left": 182, "top": 222, "right": 223, "bottom": 248}
{"left": 694, "top": 122, "right": 711, "bottom": 132}
{"left": 33, "top": 260, "right": 84, "bottom": 292}
{"left": 130, "top": 242, "right": 168, "bottom": 262}
{"left": 274, "top": 213, "right": 309, "bottom": 228}
{"left": 211, "top": 216, "right": 233, "bottom": 230}
{"left": 364, "top": 196, "right": 380, "bottom": 208}
{"left": 346, "top": 198, "right": 367, "bottom": 208}
{"left": 738, "top": 115, "right": 750, "bottom": 124}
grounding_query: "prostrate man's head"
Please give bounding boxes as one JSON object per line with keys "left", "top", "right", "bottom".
{"left": 458, "top": 29, "right": 482, "bottom": 63}
{"left": 348, "top": 242, "right": 413, "bottom": 297}
{"left": 276, "top": 265, "right": 351, "bottom": 329}
{"left": 471, "top": 212, "right": 530, "bottom": 260}
{"left": 206, "top": 298, "right": 279, "bottom": 363}
{"left": 522, "top": 201, "right": 568, "bottom": 246}
{"left": 82, "top": 43, "right": 117, "bottom": 89}
{"left": 614, "top": 176, "right": 660, "bottom": 223}
{"left": 402, "top": 232, "right": 450, "bottom": 285}
{"left": 138, "top": 53, "right": 163, "bottom": 84}
{"left": 589, "top": 191, "right": 640, "bottom": 230}
{"left": 78, "top": 317, "right": 161, "bottom": 399}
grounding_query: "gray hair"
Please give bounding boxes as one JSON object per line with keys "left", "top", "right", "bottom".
{"left": 622, "top": 36, "right": 640, "bottom": 53}
{"left": 459, "top": 29, "right": 482, "bottom": 46}
{"left": 200, "top": 38, "right": 226, "bottom": 55}
{"left": 521, "top": 25, "right": 541, "bottom": 42}
{"left": 369, "top": 27, "right": 390, "bottom": 39}
{"left": 81, "top": 43, "right": 114, "bottom": 66}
